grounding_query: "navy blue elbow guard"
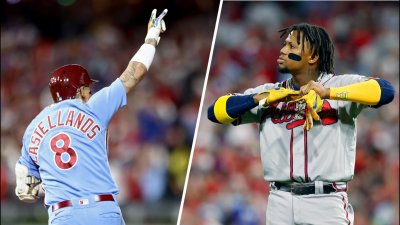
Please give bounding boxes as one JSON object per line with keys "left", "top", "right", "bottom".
{"left": 208, "top": 94, "right": 257, "bottom": 124}
{"left": 373, "top": 78, "right": 395, "bottom": 108}
{"left": 226, "top": 94, "right": 257, "bottom": 117}
{"left": 207, "top": 104, "right": 219, "bottom": 123}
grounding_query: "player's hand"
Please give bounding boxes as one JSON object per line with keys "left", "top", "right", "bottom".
{"left": 15, "top": 163, "right": 41, "bottom": 203}
{"left": 256, "top": 88, "right": 300, "bottom": 106}
{"left": 145, "top": 9, "right": 168, "bottom": 45}
{"left": 292, "top": 90, "right": 322, "bottom": 131}
{"left": 299, "top": 80, "right": 330, "bottom": 99}
{"left": 15, "top": 176, "right": 41, "bottom": 203}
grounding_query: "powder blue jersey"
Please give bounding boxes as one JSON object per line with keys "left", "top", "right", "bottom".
{"left": 17, "top": 78, "right": 127, "bottom": 205}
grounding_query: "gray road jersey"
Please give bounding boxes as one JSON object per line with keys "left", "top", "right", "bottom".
{"left": 235, "top": 73, "right": 370, "bottom": 183}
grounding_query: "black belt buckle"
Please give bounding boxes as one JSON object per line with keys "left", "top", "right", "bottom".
{"left": 291, "top": 183, "right": 315, "bottom": 195}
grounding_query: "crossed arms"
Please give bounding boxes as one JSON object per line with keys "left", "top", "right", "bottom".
{"left": 208, "top": 78, "right": 394, "bottom": 130}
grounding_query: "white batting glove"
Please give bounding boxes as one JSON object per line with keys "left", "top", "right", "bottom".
{"left": 15, "top": 163, "right": 41, "bottom": 203}
{"left": 145, "top": 9, "right": 168, "bottom": 45}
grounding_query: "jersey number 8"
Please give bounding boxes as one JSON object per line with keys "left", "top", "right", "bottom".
{"left": 50, "top": 133, "right": 78, "bottom": 170}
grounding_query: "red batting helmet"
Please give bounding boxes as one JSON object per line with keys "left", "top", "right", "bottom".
{"left": 49, "top": 64, "right": 98, "bottom": 103}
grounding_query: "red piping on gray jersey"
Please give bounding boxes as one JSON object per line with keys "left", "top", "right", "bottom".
{"left": 282, "top": 80, "right": 287, "bottom": 88}
{"left": 340, "top": 193, "right": 351, "bottom": 225}
{"left": 304, "top": 127, "right": 309, "bottom": 182}
{"left": 333, "top": 182, "right": 348, "bottom": 192}
{"left": 290, "top": 129, "right": 294, "bottom": 181}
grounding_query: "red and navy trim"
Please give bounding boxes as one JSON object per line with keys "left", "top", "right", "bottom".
{"left": 304, "top": 128, "right": 309, "bottom": 182}
{"left": 290, "top": 129, "right": 294, "bottom": 181}
{"left": 333, "top": 182, "right": 348, "bottom": 192}
{"left": 282, "top": 80, "right": 288, "bottom": 88}
{"left": 289, "top": 128, "right": 310, "bottom": 182}
{"left": 340, "top": 193, "right": 351, "bottom": 225}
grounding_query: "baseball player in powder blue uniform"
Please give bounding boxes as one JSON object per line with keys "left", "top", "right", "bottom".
{"left": 15, "top": 9, "right": 167, "bottom": 225}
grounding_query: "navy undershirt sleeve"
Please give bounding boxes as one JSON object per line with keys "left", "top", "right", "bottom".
{"left": 208, "top": 94, "right": 257, "bottom": 123}
{"left": 372, "top": 78, "right": 395, "bottom": 108}
{"left": 207, "top": 104, "right": 219, "bottom": 123}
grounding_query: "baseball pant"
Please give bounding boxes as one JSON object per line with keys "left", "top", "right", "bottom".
{"left": 47, "top": 195, "right": 125, "bottom": 225}
{"left": 266, "top": 189, "right": 354, "bottom": 225}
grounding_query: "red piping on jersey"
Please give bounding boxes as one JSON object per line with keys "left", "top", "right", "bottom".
{"left": 340, "top": 193, "right": 351, "bottom": 225}
{"left": 282, "top": 80, "right": 287, "bottom": 88}
{"left": 304, "top": 128, "right": 309, "bottom": 182}
{"left": 290, "top": 129, "right": 294, "bottom": 181}
{"left": 333, "top": 182, "right": 348, "bottom": 192}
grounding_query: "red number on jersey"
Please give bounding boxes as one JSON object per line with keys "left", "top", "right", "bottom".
{"left": 50, "top": 133, "right": 78, "bottom": 170}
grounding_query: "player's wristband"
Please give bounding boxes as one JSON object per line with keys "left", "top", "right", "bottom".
{"left": 145, "top": 28, "right": 161, "bottom": 45}
{"left": 130, "top": 44, "right": 156, "bottom": 70}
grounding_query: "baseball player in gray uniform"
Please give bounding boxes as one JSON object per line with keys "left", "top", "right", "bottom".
{"left": 207, "top": 23, "right": 395, "bottom": 225}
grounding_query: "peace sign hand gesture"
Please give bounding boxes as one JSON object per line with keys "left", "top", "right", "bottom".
{"left": 145, "top": 9, "right": 168, "bottom": 45}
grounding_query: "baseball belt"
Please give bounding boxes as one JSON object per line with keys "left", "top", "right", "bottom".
{"left": 274, "top": 182, "right": 338, "bottom": 195}
{"left": 46, "top": 194, "right": 115, "bottom": 212}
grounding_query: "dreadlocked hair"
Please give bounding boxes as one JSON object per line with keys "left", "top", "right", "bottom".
{"left": 279, "top": 23, "right": 335, "bottom": 74}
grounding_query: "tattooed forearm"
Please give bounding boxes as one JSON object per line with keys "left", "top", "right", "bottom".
{"left": 120, "top": 61, "right": 147, "bottom": 93}
{"left": 121, "top": 65, "right": 138, "bottom": 83}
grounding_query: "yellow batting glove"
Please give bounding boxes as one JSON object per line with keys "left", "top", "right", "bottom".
{"left": 258, "top": 88, "right": 300, "bottom": 106}
{"left": 293, "top": 90, "right": 322, "bottom": 131}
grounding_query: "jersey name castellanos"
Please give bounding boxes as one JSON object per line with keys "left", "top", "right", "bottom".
{"left": 18, "top": 79, "right": 127, "bottom": 205}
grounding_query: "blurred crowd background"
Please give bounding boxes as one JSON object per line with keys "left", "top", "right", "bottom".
{"left": 182, "top": 1, "right": 399, "bottom": 225}
{"left": 1, "top": 0, "right": 218, "bottom": 224}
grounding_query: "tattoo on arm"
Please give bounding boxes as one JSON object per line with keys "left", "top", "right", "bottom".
{"left": 121, "top": 66, "right": 139, "bottom": 83}
{"left": 120, "top": 61, "right": 147, "bottom": 93}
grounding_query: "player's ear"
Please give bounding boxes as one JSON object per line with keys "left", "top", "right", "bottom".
{"left": 75, "top": 87, "right": 83, "bottom": 100}
{"left": 308, "top": 54, "right": 319, "bottom": 65}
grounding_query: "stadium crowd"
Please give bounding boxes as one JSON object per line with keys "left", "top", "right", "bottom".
{"left": 182, "top": 2, "right": 399, "bottom": 225}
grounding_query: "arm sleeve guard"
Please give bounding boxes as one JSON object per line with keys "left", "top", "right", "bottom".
{"left": 208, "top": 94, "right": 257, "bottom": 124}
{"left": 329, "top": 78, "right": 394, "bottom": 107}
